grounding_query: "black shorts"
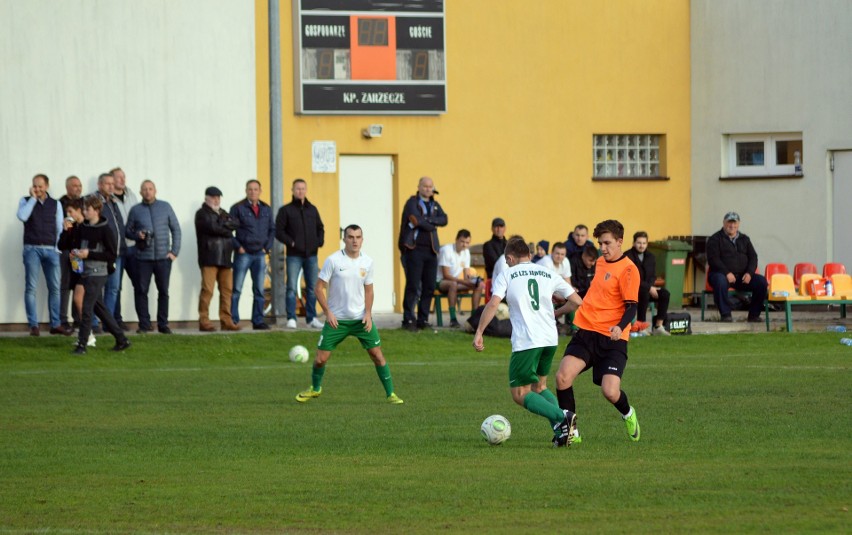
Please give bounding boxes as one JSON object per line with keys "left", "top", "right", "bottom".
{"left": 562, "top": 329, "right": 628, "bottom": 386}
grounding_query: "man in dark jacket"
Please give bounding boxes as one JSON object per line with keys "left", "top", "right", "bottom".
{"left": 625, "top": 231, "right": 671, "bottom": 336}
{"left": 230, "top": 179, "right": 275, "bottom": 330}
{"left": 482, "top": 217, "right": 507, "bottom": 279}
{"left": 706, "top": 211, "right": 768, "bottom": 322}
{"left": 275, "top": 178, "right": 325, "bottom": 330}
{"left": 94, "top": 172, "right": 126, "bottom": 333}
{"left": 397, "top": 176, "right": 448, "bottom": 330}
{"left": 195, "top": 187, "right": 240, "bottom": 332}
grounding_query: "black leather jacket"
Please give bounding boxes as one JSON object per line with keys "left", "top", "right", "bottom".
{"left": 195, "top": 203, "right": 238, "bottom": 268}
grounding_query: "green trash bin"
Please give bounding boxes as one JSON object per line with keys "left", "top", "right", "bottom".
{"left": 647, "top": 240, "right": 692, "bottom": 307}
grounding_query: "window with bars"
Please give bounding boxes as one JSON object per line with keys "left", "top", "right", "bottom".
{"left": 593, "top": 134, "right": 662, "bottom": 179}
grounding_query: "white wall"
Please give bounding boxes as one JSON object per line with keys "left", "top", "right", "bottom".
{"left": 0, "top": 0, "right": 257, "bottom": 325}
{"left": 691, "top": 0, "right": 852, "bottom": 268}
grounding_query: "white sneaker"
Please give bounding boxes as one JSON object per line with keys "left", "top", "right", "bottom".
{"left": 652, "top": 325, "right": 671, "bottom": 336}
{"left": 87, "top": 332, "right": 97, "bottom": 347}
{"left": 286, "top": 319, "right": 297, "bottom": 329}
{"left": 309, "top": 318, "right": 325, "bottom": 329}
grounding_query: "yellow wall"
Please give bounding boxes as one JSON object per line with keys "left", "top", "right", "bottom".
{"left": 256, "top": 0, "right": 691, "bottom": 311}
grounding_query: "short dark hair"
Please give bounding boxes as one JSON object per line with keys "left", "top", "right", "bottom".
{"left": 66, "top": 175, "right": 80, "bottom": 185}
{"left": 504, "top": 235, "right": 529, "bottom": 258}
{"left": 633, "top": 231, "right": 648, "bottom": 241}
{"left": 344, "top": 224, "right": 362, "bottom": 236}
{"left": 66, "top": 197, "right": 84, "bottom": 213}
{"left": 246, "top": 179, "right": 261, "bottom": 188}
{"left": 292, "top": 178, "right": 306, "bottom": 186}
{"left": 574, "top": 224, "right": 588, "bottom": 232}
{"left": 581, "top": 243, "right": 598, "bottom": 259}
{"left": 33, "top": 173, "right": 49, "bottom": 186}
{"left": 593, "top": 219, "right": 624, "bottom": 240}
{"left": 551, "top": 242, "right": 567, "bottom": 252}
{"left": 456, "top": 229, "right": 471, "bottom": 240}
{"left": 97, "top": 173, "right": 113, "bottom": 184}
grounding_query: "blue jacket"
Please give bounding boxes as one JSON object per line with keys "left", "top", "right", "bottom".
{"left": 230, "top": 199, "right": 275, "bottom": 254}
{"left": 125, "top": 199, "right": 182, "bottom": 261}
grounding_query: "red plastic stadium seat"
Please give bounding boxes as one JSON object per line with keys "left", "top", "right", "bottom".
{"left": 763, "top": 263, "right": 789, "bottom": 281}
{"left": 793, "top": 263, "right": 818, "bottom": 287}
{"left": 822, "top": 262, "right": 847, "bottom": 278}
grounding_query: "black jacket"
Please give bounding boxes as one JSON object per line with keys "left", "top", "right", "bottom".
{"left": 625, "top": 248, "right": 657, "bottom": 287}
{"left": 59, "top": 217, "right": 117, "bottom": 276}
{"left": 483, "top": 236, "right": 507, "bottom": 278}
{"left": 195, "top": 203, "right": 238, "bottom": 268}
{"left": 275, "top": 197, "right": 325, "bottom": 257}
{"left": 398, "top": 193, "right": 447, "bottom": 254}
{"left": 706, "top": 228, "right": 759, "bottom": 277}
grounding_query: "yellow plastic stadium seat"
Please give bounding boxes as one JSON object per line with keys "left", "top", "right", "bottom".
{"left": 768, "top": 274, "right": 810, "bottom": 301}
{"left": 799, "top": 273, "right": 822, "bottom": 297}
{"left": 831, "top": 273, "right": 852, "bottom": 298}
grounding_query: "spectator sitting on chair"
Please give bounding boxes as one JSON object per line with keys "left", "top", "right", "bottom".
{"left": 625, "top": 231, "right": 671, "bottom": 336}
{"left": 706, "top": 211, "right": 768, "bottom": 323}
{"left": 532, "top": 240, "right": 549, "bottom": 263}
{"left": 437, "top": 229, "right": 485, "bottom": 327}
{"left": 482, "top": 217, "right": 507, "bottom": 279}
{"left": 536, "top": 241, "right": 572, "bottom": 284}
{"left": 565, "top": 224, "right": 590, "bottom": 259}
{"left": 569, "top": 243, "right": 598, "bottom": 298}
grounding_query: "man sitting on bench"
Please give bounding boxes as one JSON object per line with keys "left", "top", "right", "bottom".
{"left": 437, "top": 229, "right": 485, "bottom": 327}
{"left": 626, "top": 231, "right": 671, "bottom": 336}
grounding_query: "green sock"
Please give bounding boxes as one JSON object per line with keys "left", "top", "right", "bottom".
{"left": 311, "top": 365, "right": 326, "bottom": 391}
{"left": 539, "top": 388, "right": 559, "bottom": 408}
{"left": 449, "top": 307, "right": 457, "bottom": 321}
{"left": 523, "top": 392, "right": 564, "bottom": 427}
{"left": 375, "top": 363, "right": 395, "bottom": 396}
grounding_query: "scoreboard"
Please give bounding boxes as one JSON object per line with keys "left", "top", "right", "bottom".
{"left": 294, "top": 0, "right": 446, "bottom": 114}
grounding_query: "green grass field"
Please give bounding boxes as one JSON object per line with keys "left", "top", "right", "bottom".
{"left": 1, "top": 330, "right": 850, "bottom": 533}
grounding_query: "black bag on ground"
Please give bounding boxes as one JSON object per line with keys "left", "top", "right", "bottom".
{"left": 467, "top": 305, "right": 513, "bottom": 338}
{"left": 665, "top": 312, "right": 692, "bottom": 335}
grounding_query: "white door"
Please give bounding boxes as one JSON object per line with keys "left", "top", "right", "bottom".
{"left": 832, "top": 151, "right": 852, "bottom": 270}
{"left": 339, "top": 155, "right": 395, "bottom": 312}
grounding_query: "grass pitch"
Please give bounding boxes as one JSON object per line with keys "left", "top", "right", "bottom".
{"left": 0, "top": 330, "right": 850, "bottom": 533}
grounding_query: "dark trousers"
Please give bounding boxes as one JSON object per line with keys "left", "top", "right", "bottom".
{"left": 135, "top": 258, "right": 172, "bottom": 330}
{"left": 637, "top": 282, "right": 670, "bottom": 323}
{"left": 59, "top": 250, "right": 80, "bottom": 327}
{"left": 708, "top": 271, "right": 768, "bottom": 318}
{"left": 402, "top": 246, "right": 438, "bottom": 325}
{"left": 77, "top": 275, "right": 126, "bottom": 346}
{"left": 116, "top": 246, "right": 138, "bottom": 323}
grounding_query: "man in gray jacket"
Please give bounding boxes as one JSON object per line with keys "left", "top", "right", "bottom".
{"left": 125, "top": 180, "right": 181, "bottom": 334}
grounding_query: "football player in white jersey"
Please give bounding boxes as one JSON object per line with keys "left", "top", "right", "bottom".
{"left": 295, "top": 225, "right": 404, "bottom": 404}
{"left": 473, "top": 236, "right": 583, "bottom": 447}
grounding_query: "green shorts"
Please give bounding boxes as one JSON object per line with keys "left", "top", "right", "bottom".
{"left": 508, "top": 346, "right": 557, "bottom": 388}
{"left": 317, "top": 319, "right": 382, "bottom": 351}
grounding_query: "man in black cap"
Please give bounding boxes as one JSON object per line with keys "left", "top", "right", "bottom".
{"left": 195, "top": 187, "right": 240, "bottom": 332}
{"left": 483, "top": 217, "right": 507, "bottom": 280}
{"left": 706, "top": 211, "right": 768, "bottom": 322}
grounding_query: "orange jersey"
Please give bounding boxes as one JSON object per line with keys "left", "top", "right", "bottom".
{"left": 574, "top": 255, "right": 640, "bottom": 341}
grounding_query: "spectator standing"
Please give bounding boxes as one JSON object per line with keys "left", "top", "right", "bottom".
{"left": 625, "top": 231, "right": 671, "bottom": 336}
{"left": 61, "top": 195, "right": 131, "bottom": 355}
{"left": 275, "top": 178, "right": 325, "bottom": 330}
{"left": 59, "top": 175, "right": 83, "bottom": 331}
{"left": 482, "top": 217, "right": 507, "bottom": 279}
{"left": 437, "top": 229, "right": 485, "bottom": 327}
{"left": 230, "top": 179, "right": 275, "bottom": 330}
{"left": 125, "top": 180, "right": 181, "bottom": 334}
{"left": 94, "top": 172, "right": 126, "bottom": 331}
{"left": 195, "top": 186, "right": 241, "bottom": 332}
{"left": 17, "top": 174, "right": 66, "bottom": 336}
{"left": 398, "top": 176, "right": 448, "bottom": 331}
{"left": 110, "top": 166, "right": 139, "bottom": 331}
{"left": 706, "top": 211, "right": 768, "bottom": 323}
{"left": 565, "top": 224, "right": 590, "bottom": 259}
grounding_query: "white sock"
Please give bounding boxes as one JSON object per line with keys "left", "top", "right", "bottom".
{"left": 622, "top": 406, "right": 634, "bottom": 420}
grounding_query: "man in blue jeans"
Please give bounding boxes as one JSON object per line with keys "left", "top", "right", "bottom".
{"left": 17, "top": 173, "right": 68, "bottom": 336}
{"left": 230, "top": 179, "right": 275, "bottom": 330}
{"left": 275, "top": 178, "right": 325, "bottom": 329}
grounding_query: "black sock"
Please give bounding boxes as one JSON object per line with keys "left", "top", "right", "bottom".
{"left": 556, "top": 387, "right": 576, "bottom": 413}
{"left": 613, "top": 390, "right": 630, "bottom": 416}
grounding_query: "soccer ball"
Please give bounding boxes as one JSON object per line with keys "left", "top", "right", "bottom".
{"left": 495, "top": 303, "right": 510, "bottom": 321}
{"left": 288, "top": 345, "right": 310, "bottom": 363}
{"left": 481, "top": 414, "right": 511, "bottom": 445}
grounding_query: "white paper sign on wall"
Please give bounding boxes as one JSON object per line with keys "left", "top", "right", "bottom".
{"left": 312, "top": 141, "right": 337, "bottom": 173}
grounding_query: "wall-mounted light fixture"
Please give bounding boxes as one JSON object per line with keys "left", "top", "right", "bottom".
{"left": 362, "top": 124, "right": 383, "bottom": 139}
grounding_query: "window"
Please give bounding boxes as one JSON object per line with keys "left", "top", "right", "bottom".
{"left": 593, "top": 135, "right": 663, "bottom": 179}
{"left": 726, "top": 133, "right": 803, "bottom": 177}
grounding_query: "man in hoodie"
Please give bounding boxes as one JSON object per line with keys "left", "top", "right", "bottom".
{"left": 275, "top": 178, "right": 325, "bottom": 330}
{"left": 195, "top": 186, "right": 240, "bottom": 332}
{"left": 397, "top": 176, "right": 448, "bottom": 331}
{"left": 230, "top": 179, "right": 275, "bottom": 330}
{"left": 94, "top": 172, "right": 126, "bottom": 333}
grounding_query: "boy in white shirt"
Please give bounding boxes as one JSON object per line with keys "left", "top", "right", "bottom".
{"left": 536, "top": 241, "right": 572, "bottom": 284}
{"left": 295, "top": 225, "right": 403, "bottom": 405}
{"left": 473, "top": 236, "right": 583, "bottom": 447}
{"left": 437, "top": 229, "right": 485, "bottom": 327}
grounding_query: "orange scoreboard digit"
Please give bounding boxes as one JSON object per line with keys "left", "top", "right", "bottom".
{"left": 295, "top": 0, "right": 446, "bottom": 114}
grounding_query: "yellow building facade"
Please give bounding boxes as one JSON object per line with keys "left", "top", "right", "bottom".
{"left": 254, "top": 1, "right": 691, "bottom": 312}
